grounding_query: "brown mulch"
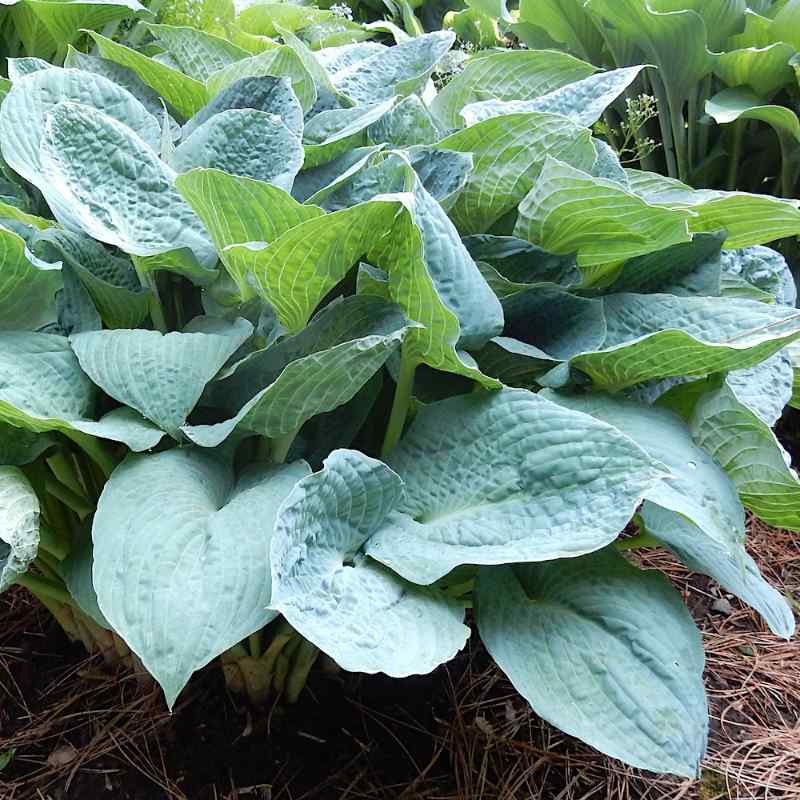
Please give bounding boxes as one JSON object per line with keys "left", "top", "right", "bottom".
{"left": 1, "top": 517, "right": 799, "bottom": 800}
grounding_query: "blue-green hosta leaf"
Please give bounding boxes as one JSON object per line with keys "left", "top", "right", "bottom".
{"left": 293, "top": 145, "right": 385, "bottom": 206}
{"left": 28, "top": 227, "right": 150, "bottom": 330}
{"left": 606, "top": 232, "right": 725, "bottom": 297}
{"left": 720, "top": 245, "right": 797, "bottom": 306}
{"left": 404, "top": 148, "right": 473, "bottom": 211}
{"left": 57, "top": 261, "right": 102, "bottom": 336}
{"left": 71, "top": 318, "right": 252, "bottom": 438}
{"left": 61, "top": 534, "right": 110, "bottom": 629}
{"left": 182, "top": 75, "right": 303, "bottom": 139}
{"left": 626, "top": 169, "right": 800, "bottom": 250}
{"left": 690, "top": 381, "right": 800, "bottom": 530}
{"left": 641, "top": 505, "right": 794, "bottom": 639}
{"left": 238, "top": 2, "right": 331, "bottom": 37}
{"left": 93, "top": 448, "right": 309, "bottom": 707}
{"left": 0, "top": 331, "right": 164, "bottom": 450}
{"left": 40, "top": 102, "right": 216, "bottom": 267}
{"left": 222, "top": 198, "right": 401, "bottom": 328}
{"left": 590, "top": 137, "right": 630, "bottom": 186}
{"left": 327, "top": 31, "right": 454, "bottom": 106}
{"left": 365, "top": 388, "right": 667, "bottom": 585}
{"left": 170, "top": 109, "right": 303, "bottom": 190}
{"left": 571, "top": 293, "right": 800, "bottom": 391}
{"left": 88, "top": 31, "right": 208, "bottom": 119}
{"left": 270, "top": 449, "right": 469, "bottom": 675}
{"left": 63, "top": 47, "right": 167, "bottom": 120}
{"left": 586, "top": 0, "right": 710, "bottom": 107}
{"left": 461, "top": 66, "right": 646, "bottom": 128}
{"left": 726, "top": 351, "right": 794, "bottom": 426}
{"left": 437, "top": 114, "right": 597, "bottom": 234}
{"left": 0, "top": 67, "right": 160, "bottom": 229}
{"left": 0, "top": 467, "right": 39, "bottom": 593}
{"left": 515, "top": 158, "right": 692, "bottom": 277}
{"left": 712, "top": 43, "right": 796, "bottom": 98}
{"left": 204, "top": 45, "right": 316, "bottom": 112}
{"left": 475, "top": 549, "right": 707, "bottom": 778}
{"left": 0, "top": 222, "right": 61, "bottom": 330}
{"left": 175, "top": 167, "right": 324, "bottom": 254}
{"left": 182, "top": 296, "right": 410, "bottom": 446}
{"left": 545, "top": 392, "right": 745, "bottom": 553}
{"left": 367, "top": 95, "right": 441, "bottom": 147}
{"left": 302, "top": 98, "right": 396, "bottom": 168}
{"left": 429, "top": 49, "right": 596, "bottom": 130}
{"left": 146, "top": 23, "right": 249, "bottom": 82}
{"left": 7, "top": 56, "right": 52, "bottom": 79}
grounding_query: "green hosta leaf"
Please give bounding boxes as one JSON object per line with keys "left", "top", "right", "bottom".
{"left": 586, "top": 0, "right": 710, "bottom": 107}
{"left": 300, "top": 18, "right": 375, "bottom": 50}
{"left": 515, "top": 158, "right": 692, "bottom": 276}
{"left": 158, "top": 0, "right": 233, "bottom": 32}
{"left": 706, "top": 88, "right": 800, "bottom": 149}
{"left": 328, "top": 31, "right": 453, "bottom": 105}
{"left": 626, "top": 170, "right": 800, "bottom": 249}
{"left": 430, "top": 48, "right": 596, "bottom": 131}
{"left": 205, "top": 45, "right": 316, "bottom": 112}
{"left": 0, "top": 222, "right": 61, "bottom": 330}
{"left": 545, "top": 392, "right": 745, "bottom": 553}
{"left": 71, "top": 318, "right": 252, "bottom": 438}
{"left": 0, "top": 423, "right": 53, "bottom": 467}
{"left": 690, "top": 380, "right": 800, "bottom": 530}
{"left": 23, "top": 0, "right": 145, "bottom": 50}
{"left": 238, "top": 3, "right": 332, "bottom": 37}
{"left": 175, "top": 169, "right": 323, "bottom": 273}
{"left": 461, "top": 65, "right": 646, "bottom": 128}
{"left": 0, "top": 67, "right": 160, "bottom": 229}
{"left": 182, "top": 296, "right": 410, "bottom": 446}
{"left": 93, "top": 448, "right": 309, "bottom": 707}
{"left": 28, "top": 227, "right": 150, "bottom": 330}
{"left": 40, "top": 102, "right": 216, "bottom": 267}
{"left": 146, "top": 23, "right": 249, "bottom": 82}
{"left": 571, "top": 293, "right": 800, "bottom": 391}
{"left": 641, "top": 504, "right": 795, "bottom": 639}
{"left": 475, "top": 549, "right": 707, "bottom": 778}
{"left": 438, "top": 114, "right": 596, "bottom": 234}
{"left": 270, "top": 448, "right": 469, "bottom": 675}
{"left": 88, "top": 31, "right": 208, "bottom": 119}
{"left": 365, "top": 388, "right": 666, "bottom": 585}
{"left": 514, "top": 0, "right": 605, "bottom": 63}
{"left": 0, "top": 467, "right": 39, "bottom": 593}
{"left": 712, "top": 43, "right": 796, "bottom": 98}
{"left": 170, "top": 109, "right": 303, "bottom": 190}
{"left": 182, "top": 75, "right": 303, "bottom": 139}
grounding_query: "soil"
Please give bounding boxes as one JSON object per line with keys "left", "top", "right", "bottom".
{"left": 2, "top": 520, "right": 800, "bottom": 799}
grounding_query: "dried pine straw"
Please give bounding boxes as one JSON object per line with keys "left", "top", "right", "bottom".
{"left": 1, "top": 517, "right": 798, "bottom": 799}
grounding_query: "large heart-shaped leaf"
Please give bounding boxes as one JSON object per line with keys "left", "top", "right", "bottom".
{"left": 270, "top": 448, "right": 470, "bottom": 675}
{"left": 93, "top": 448, "right": 310, "bottom": 706}
{"left": 475, "top": 548, "right": 707, "bottom": 778}
{"left": 365, "top": 388, "right": 667, "bottom": 585}
{"left": 0, "top": 466, "right": 40, "bottom": 593}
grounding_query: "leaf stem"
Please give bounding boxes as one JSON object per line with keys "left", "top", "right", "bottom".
{"left": 380, "top": 349, "right": 416, "bottom": 459}
{"left": 62, "top": 430, "right": 116, "bottom": 479}
{"left": 726, "top": 119, "right": 745, "bottom": 191}
{"left": 270, "top": 430, "right": 297, "bottom": 464}
{"left": 615, "top": 531, "right": 661, "bottom": 551}
{"left": 39, "top": 523, "right": 71, "bottom": 561}
{"left": 15, "top": 573, "right": 72, "bottom": 605}
{"left": 45, "top": 478, "right": 93, "bottom": 520}
{"left": 649, "top": 74, "right": 679, "bottom": 179}
{"left": 286, "top": 640, "right": 319, "bottom": 704}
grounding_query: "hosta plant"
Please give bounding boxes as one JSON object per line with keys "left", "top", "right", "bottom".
{"left": 1, "top": 16, "right": 800, "bottom": 780}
